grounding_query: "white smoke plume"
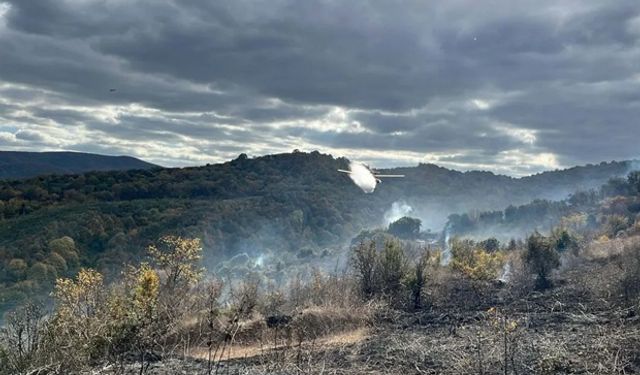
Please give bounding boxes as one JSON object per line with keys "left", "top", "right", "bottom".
{"left": 348, "top": 162, "right": 378, "bottom": 193}
{"left": 254, "top": 254, "right": 265, "bottom": 267}
{"left": 384, "top": 201, "right": 414, "bottom": 226}
{"left": 498, "top": 261, "right": 512, "bottom": 283}
{"left": 441, "top": 222, "right": 453, "bottom": 266}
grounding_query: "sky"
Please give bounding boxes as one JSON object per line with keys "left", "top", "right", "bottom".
{"left": 0, "top": 0, "right": 638, "bottom": 176}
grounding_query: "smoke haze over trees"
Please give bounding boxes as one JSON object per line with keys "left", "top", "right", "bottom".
{"left": 0, "top": 151, "right": 636, "bottom": 313}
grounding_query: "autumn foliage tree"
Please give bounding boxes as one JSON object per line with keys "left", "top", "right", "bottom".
{"left": 147, "top": 236, "right": 203, "bottom": 291}
{"left": 45, "top": 268, "right": 108, "bottom": 368}
{"left": 451, "top": 239, "right": 505, "bottom": 281}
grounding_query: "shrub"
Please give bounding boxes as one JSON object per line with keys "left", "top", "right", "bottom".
{"left": 0, "top": 302, "right": 46, "bottom": 374}
{"left": 451, "top": 239, "right": 505, "bottom": 281}
{"left": 480, "top": 238, "right": 500, "bottom": 253}
{"left": 125, "top": 263, "right": 162, "bottom": 371}
{"left": 44, "top": 268, "right": 108, "bottom": 369}
{"left": 378, "top": 240, "right": 409, "bottom": 301}
{"left": 406, "top": 251, "right": 429, "bottom": 310}
{"left": 603, "top": 215, "right": 630, "bottom": 237}
{"left": 146, "top": 236, "right": 204, "bottom": 351}
{"left": 230, "top": 276, "right": 260, "bottom": 319}
{"left": 551, "top": 229, "right": 579, "bottom": 255}
{"left": 0, "top": 235, "right": 210, "bottom": 373}
{"left": 619, "top": 238, "right": 640, "bottom": 300}
{"left": 523, "top": 232, "right": 560, "bottom": 290}
{"left": 147, "top": 236, "right": 203, "bottom": 291}
{"left": 628, "top": 170, "right": 640, "bottom": 194}
{"left": 351, "top": 241, "right": 378, "bottom": 299}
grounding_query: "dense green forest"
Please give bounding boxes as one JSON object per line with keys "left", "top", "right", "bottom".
{"left": 0, "top": 151, "right": 635, "bottom": 313}
{"left": 0, "top": 151, "right": 157, "bottom": 180}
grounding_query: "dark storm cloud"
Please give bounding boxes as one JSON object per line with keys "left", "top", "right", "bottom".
{"left": 14, "top": 129, "right": 44, "bottom": 142}
{"left": 0, "top": 0, "right": 638, "bottom": 173}
{"left": 289, "top": 121, "right": 523, "bottom": 155}
{"left": 31, "top": 108, "right": 94, "bottom": 125}
{"left": 85, "top": 114, "right": 263, "bottom": 144}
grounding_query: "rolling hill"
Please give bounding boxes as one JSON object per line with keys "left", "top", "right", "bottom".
{"left": 0, "top": 151, "right": 158, "bottom": 180}
{"left": 0, "top": 151, "right": 636, "bottom": 313}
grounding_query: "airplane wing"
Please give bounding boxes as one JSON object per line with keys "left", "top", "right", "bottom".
{"left": 373, "top": 174, "right": 405, "bottom": 178}
{"left": 337, "top": 169, "right": 353, "bottom": 174}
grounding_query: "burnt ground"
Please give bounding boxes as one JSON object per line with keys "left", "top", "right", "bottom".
{"left": 84, "top": 258, "right": 640, "bottom": 375}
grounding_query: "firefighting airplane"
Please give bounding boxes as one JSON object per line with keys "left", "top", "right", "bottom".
{"left": 338, "top": 163, "right": 404, "bottom": 193}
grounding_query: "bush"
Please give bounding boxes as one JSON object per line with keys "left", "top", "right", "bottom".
{"left": 147, "top": 236, "right": 203, "bottom": 291}
{"left": 480, "top": 237, "right": 500, "bottom": 252}
{"left": 523, "top": 232, "right": 560, "bottom": 290}
{"left": 230, "top": 276, "right": 260, "bottom": 319}
{"left": 406, "top": 251, "right": 429, "bottom": 310}
{"left": 603, "top": 215, "right": 630, "bottom": 237}
{"left": 351, "top": 239, "right": 426, "bottom": 308}
{"left": 619, "top": 239, "right": 640, "bottom": 300}
{"left": 0, "top": 302, "right": 46, "bottom": 374}
{"left": 628, "top": 171, "right": 640, "bottom": 194}
{"left": 551, "top": 229, "right": 580, "bottom": 255}
{"left": 351, "top": 241, "right": 378, "bottom": 299}
{"left": 44, "top": 268, "right": 108, "bottom": 369}
{"left": 378, "top": 240, "right": 409, "bottom": 299}
{"left": 451, "top": 239, "right": 505, "bottom": 281}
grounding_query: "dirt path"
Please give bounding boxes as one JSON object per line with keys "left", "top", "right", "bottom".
{"left": 187, "top": 328, "right": 369, "bottom": 362}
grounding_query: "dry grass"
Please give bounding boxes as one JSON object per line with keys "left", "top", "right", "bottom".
{"left": 583, "top": 236, "right": 631, "bottom": 260}
{"left": 187, "top": 328, "right": 369, "bottom": 361}
{"left": 55, "top": 235, "right": 640, "bottom": 374}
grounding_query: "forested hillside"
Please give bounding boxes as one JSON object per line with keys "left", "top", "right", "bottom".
{"left": 446, "top": 173, "right": 640, "bottom": 241}
{"left": 0, "top": 151, "right": 634, "bottom": 313}
{"left": 0, "top": 151, "right": 157, "bottom": 180}
{"left": 375, "top": 161, "right": 634, "bottom": 228}
{"left": 4, "top": 170, "right": 640, "bottom": 375}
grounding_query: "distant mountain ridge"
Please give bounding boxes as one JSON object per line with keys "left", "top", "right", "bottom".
{"left": 0, "top": 151, "right": 158, "bottom": 180}
{"left": 378, "top": 160, "right": 637, "bottom": 200}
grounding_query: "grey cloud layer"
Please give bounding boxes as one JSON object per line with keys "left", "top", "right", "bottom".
{"left": 0, "top": 0, "right": 638, "bottom": 174}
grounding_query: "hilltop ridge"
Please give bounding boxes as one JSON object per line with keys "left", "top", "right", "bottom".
{"left": 0, "top": 151, "right": 158, "bottom": 180}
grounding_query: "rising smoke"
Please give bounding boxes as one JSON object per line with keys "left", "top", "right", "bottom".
{"left": 498, "top": 261, "right": 512, "bottom": 283}
{"left": 441, "top": 222, "right": 453, "bottom": 266}
{"left": 348, "top": 162, "right": 378, "bottom": 193}
{"left": 384, "top": 201, "right": 414, "bottom": 226}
